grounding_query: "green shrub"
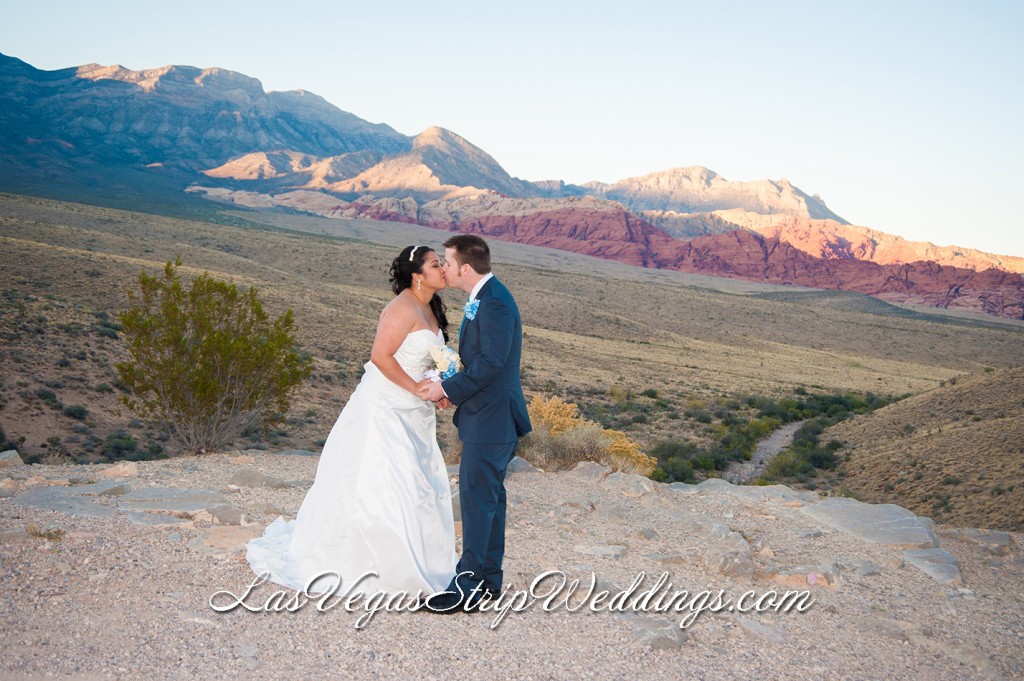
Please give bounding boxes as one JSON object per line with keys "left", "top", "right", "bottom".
{"left": 102, "top": 430, "right": 137, "bottom": 459}
{"left": 63, "top": 405, "right": 88, "bottom": 420}
{"left": 766, "top": 450, "right": 812, "bottom": 478}
{"left": 116, "top": 259, "right": 313, "bottom": 454}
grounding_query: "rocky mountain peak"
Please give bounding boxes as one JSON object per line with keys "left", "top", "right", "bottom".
{"left": 73, "top": 62, "right": 266, "bottom": 96}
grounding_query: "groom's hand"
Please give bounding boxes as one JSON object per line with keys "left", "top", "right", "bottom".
{"left": 435, "top": 397, "right": 452, "bottom": 409}
{"left": 416, "top": 379, "right": 447, "bottom": 403}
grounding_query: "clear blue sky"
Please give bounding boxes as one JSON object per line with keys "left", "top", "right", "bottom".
{"left": 3, "top": 0, "right": 1022, "bottom": 256}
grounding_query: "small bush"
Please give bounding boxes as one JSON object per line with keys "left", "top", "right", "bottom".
{"left": 35, "top": 388, "right": 57, "bottom": 402}
{"left": 63, "top": 405, "right": 88, "bottom": 420}
{"left": 101, "top": 430, "right": 138, "bottom": 459}
{"left": 765, "top": 450, "right": 813, "bottom": 478}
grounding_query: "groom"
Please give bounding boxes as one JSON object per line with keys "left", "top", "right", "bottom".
{"left": 417, "top": 234, "right": 531, "bottom": 613}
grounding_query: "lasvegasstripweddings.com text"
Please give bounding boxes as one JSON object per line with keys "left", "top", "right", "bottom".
{"left": 209, "top": 571, "right": 814, "bottom": 630}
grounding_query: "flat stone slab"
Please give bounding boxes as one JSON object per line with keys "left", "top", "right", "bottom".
{"left": 229, "top": 469, "right": 290, "bottom": 489}
{"left": 13, "top": 485, "right": 120, "bottom": 519}
{"left": 694, "top": 478, "right": 819, "bottom": 503}
{"left": 903, "top": 548, "right": 962, "bottom": 585}
{"left": 120, "top": 488, "right": 228, "bottom": 513}
{"left": 13, "top": 483, "right": 222, "bottom": 525}
{"left": 667, "top": 482, "right": 699, "bottom": 494}
{"left": 801, "top": 498, "right": 938, "bottom": 548}
{"left": 274, "top": 449, "right": 319, "bottom": 457}
{"left": 574, "top": 544, "right": 627, "bottom": 559}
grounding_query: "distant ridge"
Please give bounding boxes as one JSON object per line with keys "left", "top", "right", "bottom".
{"left": 1, "top": 52, "right": 1021, "bottom": 318}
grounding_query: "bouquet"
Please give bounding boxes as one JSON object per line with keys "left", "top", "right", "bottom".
{"left": 423, "top": 345, "right": 462, "bottom": 382}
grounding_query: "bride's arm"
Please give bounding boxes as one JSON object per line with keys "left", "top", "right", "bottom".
{"left": 369, "top": 300, "right": 420, "bottom": 395}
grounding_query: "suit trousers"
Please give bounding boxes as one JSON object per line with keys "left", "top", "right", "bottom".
{"left": 449, "top": 440, "right": 517, "bottom": 595}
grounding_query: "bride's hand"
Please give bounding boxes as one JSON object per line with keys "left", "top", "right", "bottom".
{"left": 435, "top": 397, "right": 452, "bottom": 409}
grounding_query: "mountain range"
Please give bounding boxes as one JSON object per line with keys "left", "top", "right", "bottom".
{"left": 1, "top": 52, "right": 1022, "bottom": 319}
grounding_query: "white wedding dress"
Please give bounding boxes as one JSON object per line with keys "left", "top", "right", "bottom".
{"left": 246, "top": 329, "right": 456, "bottom": 595}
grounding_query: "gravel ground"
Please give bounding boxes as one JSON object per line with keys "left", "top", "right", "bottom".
{"left": 1, "top": 452, "right": 1022, "bottom": 680}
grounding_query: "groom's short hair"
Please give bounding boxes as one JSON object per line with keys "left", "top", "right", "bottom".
{"left": 444, "top": 234, "right": 491, "bottom": 274}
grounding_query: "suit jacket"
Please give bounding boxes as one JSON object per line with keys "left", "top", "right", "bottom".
{"left": 442, "top": 277, "right": 531, "bottom": 444}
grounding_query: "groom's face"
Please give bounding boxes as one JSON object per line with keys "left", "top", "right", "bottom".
{"left": 442, "top": 247, "right": 469, "bottom": 292}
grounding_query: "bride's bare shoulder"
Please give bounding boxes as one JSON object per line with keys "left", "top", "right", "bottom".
{"left": 379, "top": 293, "right": 417, "bottom": 325}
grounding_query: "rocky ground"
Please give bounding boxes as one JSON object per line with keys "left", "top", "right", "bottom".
{"left": 1, "top": 450, "right": 1022, "bottom": 680}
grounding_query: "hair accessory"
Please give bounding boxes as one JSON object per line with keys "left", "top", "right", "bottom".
{"left": 409, "top": 245, "right": 421, "bottom": 262}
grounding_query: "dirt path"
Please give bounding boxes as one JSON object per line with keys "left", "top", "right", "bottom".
{"left": 723, "top": 420, "right": 806, "bottom": 484}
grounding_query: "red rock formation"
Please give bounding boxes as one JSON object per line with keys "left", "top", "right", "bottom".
{"left": 411, "top": 206, "right": 1024, "bottom": 319}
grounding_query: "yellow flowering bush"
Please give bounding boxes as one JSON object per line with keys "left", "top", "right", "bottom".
{"left": 602, "top": 429, "right": 657, "bottom": 476}
{"left": 519, "top": 395, "right": 655, "bottom": 476}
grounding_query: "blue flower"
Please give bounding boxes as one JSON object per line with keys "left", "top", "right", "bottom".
{"left": 463, "top": 299, "right": 480, "bottom": 321}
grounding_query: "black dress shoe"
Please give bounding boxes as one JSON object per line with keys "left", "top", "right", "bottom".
{"left": 419, "top": 590, "right": 467, "bottom": 614}
{"left": 420, "top": 587, "right": 494, "bottom": 615}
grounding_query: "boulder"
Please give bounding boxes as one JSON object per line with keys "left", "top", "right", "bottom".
{"left": 508, "top": 456, "right": 541, "bottom": 474}
{"left": 0, "top": 450, "right": 25, "bottom": 468}
{"left": 736, "top": 615, "right": 787, "bottom": 644}
{"left": 604, "top": 472, "right": 654, "bottom": 498}
{"left": 667, "top": 482, "right": 699, "bottom": 494}
{"left": 97, "top": 461, "right": 139, "bottom": 478}
{"left": 617, "top": 612, "right": 687, "bottom": 650}
{"left": 944, "top": 528, "right": 1015, "bottom": 556}
{"left": 669, "top": 511, "right": 755, "bottom": 580}
{"left": 770, "top": 564, "right": 841, "bottom": 589}
{"left": 206, "top": 503, "right": 245, "bottom": 526}
{"left": 569, "top": 461, "right": 611, "bottom": 482}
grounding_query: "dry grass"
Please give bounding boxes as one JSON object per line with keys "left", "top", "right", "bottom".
{"left": 824, "top": 367, "right": 1024, "bottom": 531}
{"left": 2, "top": 191, "right": 1022, "bottom": 522}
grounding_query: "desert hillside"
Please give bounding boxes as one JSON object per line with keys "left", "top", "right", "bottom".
{"left": 827, "top": 367, "right": 1024, "bottom": 531}
{"left": 1, "top": 191, "right": 1023, "bottom": 536}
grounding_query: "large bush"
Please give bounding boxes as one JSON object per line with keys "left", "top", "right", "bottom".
{"left": 116, "top": 259, "right": 313, "bottom": 454}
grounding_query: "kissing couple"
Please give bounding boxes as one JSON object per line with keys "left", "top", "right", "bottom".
{"left": 247, "top": 234, "right": 532, "bottom": 614}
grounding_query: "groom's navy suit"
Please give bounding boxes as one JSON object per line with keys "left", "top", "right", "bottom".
{"left": 442, "top": 276, "right": 531, "bottom": 596}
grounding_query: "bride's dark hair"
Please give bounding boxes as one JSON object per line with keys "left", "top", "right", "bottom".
{"left": 389, "top": 245, "right": 450, "bottom": 342}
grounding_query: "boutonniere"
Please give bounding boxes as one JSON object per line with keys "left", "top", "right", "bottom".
{"left": 463, "top": 299, "right": 480, "bottom": 321}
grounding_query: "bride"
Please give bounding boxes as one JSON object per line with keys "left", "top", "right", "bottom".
{"left": 246, "top": 245, "right": 456, "bottom": 596}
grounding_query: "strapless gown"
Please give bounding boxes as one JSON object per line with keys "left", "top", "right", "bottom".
{"left": 246, "top": 329, "right": 456, "bottom": 595}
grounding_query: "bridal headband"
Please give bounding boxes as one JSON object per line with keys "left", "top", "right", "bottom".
{"left": 409, "top": 245, "right": 421, "bottom": 262}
